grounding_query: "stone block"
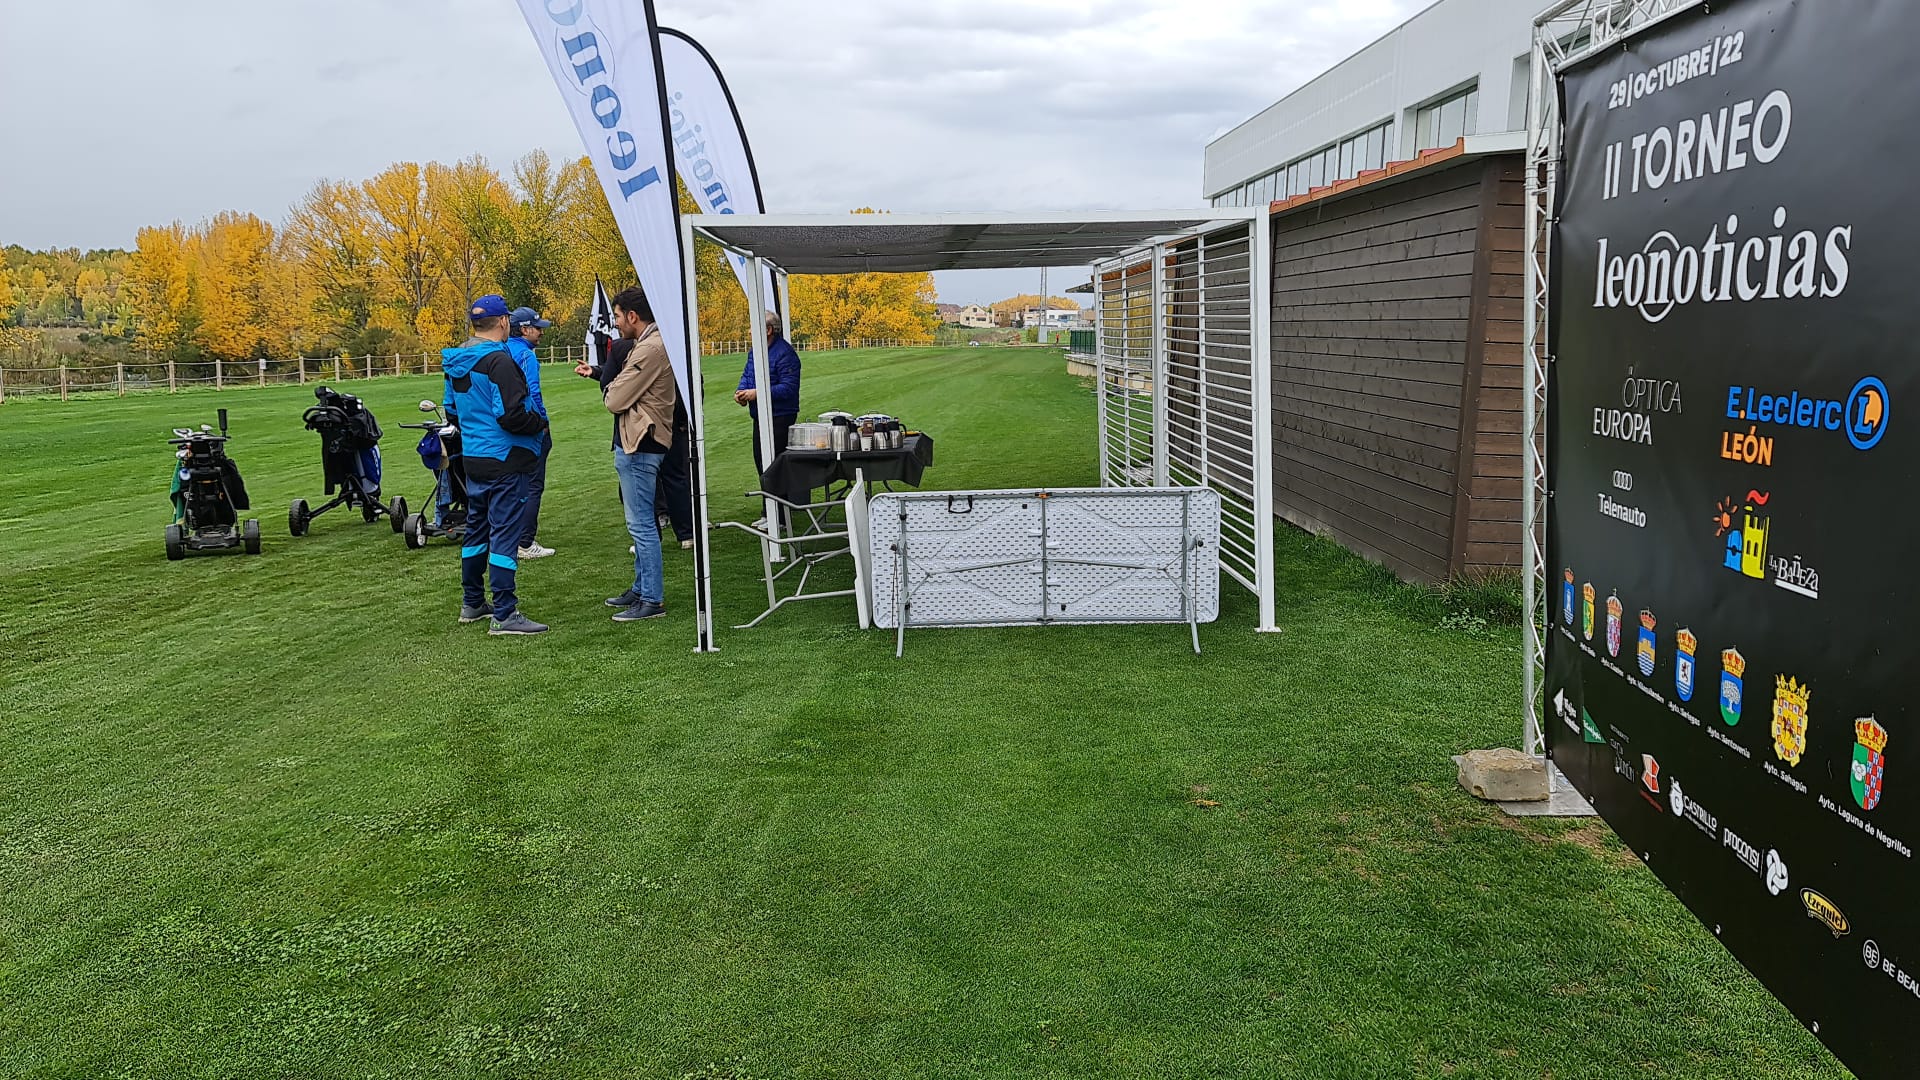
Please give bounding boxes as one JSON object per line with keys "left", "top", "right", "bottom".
{"left": 1457, "top": 748, "right": 1548, "bottom": 803}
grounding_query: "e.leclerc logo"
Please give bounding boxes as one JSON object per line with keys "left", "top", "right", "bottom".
{"left": 1724, "top": 377, "right": 1889, "bottom": 452}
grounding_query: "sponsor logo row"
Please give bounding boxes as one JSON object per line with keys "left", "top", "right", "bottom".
{"left": 1591, "top": 482, "right": 1822, "bottom": 601}
{"left": 1560, "top": 570, "right": 1888, "bottom": 814}
{"left": 1590, "top": 372, "right": 1889, "bottom": 459}
{"left": 1574, "top": 701, "right": 1917, "bottom": 1008}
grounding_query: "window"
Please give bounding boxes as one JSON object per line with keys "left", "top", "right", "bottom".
{"left": 1230, "top": 118, "right": 1392, "bottom": 209}
{"left": 1416, "top": 84, "right": 1479, "bottom": 152}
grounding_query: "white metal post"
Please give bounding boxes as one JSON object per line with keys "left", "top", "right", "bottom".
{"left": 684, "top": 217, "right": 720, "bottom": 652}
{"left": 1149, "top": 244, "right": 1170, "bottom": 487}
{"left": 1093, "top": 259, "right": 1113, "bottom": 488}
{"left": 746, "top": 256, "right": 784, "bottom": 555}
{"left": 1248, "top": 213, "right": 1278, "bottom": 633}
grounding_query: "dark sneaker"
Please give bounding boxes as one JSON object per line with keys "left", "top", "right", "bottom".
{"left": 605, "top": 589, "right": 644, "bottom": 608}
{"left": 612, "top": 600, "right": 666, "bottom": 622}
{"left": 459, "top": 602, "right": 494, "bottom": 624}
{"left": 488, "top": 612, "right": 549, "bottom": 635}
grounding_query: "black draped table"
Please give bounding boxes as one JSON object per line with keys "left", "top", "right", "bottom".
{"left": 759, "top": 433, "right": 935, "bottom": 506}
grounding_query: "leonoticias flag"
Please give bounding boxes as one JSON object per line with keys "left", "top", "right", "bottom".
{"left": 657, "top": 27, "right": 776, "bottom": 311}
{"left": 515, "top": 0, "right": 692, "bottom": 402}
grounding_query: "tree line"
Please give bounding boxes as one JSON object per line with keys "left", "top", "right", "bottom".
{"left": 1, "top": 152, "right": 941, "bottom": 363}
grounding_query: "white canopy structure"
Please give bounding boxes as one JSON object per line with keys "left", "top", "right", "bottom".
{"left": 679, "top": 210, "right": 1277, "bottom": 651}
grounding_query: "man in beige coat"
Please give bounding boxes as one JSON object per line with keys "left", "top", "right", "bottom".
{"left": 601, "top": 286, "right": 678, "bottom": 622}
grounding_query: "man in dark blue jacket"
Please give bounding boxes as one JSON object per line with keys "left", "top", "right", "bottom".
{"left": 735, "top": 312, "right": 801, "bottom": 468}
{"left": 507, "top": 307, "right": 554, "bottom": 560}
{"left": 442, "top": 295, "right": 550, "bottom": 635}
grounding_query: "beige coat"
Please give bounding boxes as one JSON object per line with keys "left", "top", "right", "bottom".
{"left": 604, "top": 324, "right": 678, "bottom": 453}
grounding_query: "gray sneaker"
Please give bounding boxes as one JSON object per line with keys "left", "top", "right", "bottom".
{"left": 488, "top": 612, "right": 549, "bottom": 635}
{"left": 611, "top": 600, "right": 666, "bottom": 622}
{"left": 459, "top": 602, "right": 494, "bottom": 624}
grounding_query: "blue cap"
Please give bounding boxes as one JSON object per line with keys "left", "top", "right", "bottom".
{"left": 509, "top": 306, "right": 552, "bottom": 329}
{"left": 469, "top": 294, "right": 510, "bottom": 320}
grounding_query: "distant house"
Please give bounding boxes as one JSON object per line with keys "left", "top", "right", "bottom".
{"left": 956, "top": 304, "right": 995, "bottom": 328}
{"left": 1021, "top": 307, "right": 1079, "bottom": 329}
{"left": 935, "top": 303, "right": 962, "bottom": 320}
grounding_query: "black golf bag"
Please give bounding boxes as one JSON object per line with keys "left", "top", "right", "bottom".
{"left": 290, "top": 385, "right": 404, "bottom": 536}
{"left": 165, "top": 408, "right": 261, "bottom": 560}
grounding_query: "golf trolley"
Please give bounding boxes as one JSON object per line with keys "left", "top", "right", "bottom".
{"left": 398, "top": 399, "right": 469, "bottom": 550}
{"left": 289, "top": 385, "right": 405, "bottom": 537}
{"left": 165, "top": 407, "right": 261, "bottom": 560}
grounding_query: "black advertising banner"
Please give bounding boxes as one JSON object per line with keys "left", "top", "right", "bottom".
{"left": 1548, "top": 1, "right": 1918, "bottom": 1075}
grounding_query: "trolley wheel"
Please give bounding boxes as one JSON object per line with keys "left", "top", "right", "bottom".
{"left": 403, "top": 513, "right": 427, "bottom": 550}
{"left": 289, "top": 499, "right": 309, "bottom": 537}
{"left": 243, "top": 518, "right": 262, "bottom": 555}
{"left": 164, "top": 524, "right": 185, "bottom": 561}
{"left": 389, "top": 496, "right": 408, "bottom": 532}
{"left": 361, "top": 497, "right": 380, "bottom": 524}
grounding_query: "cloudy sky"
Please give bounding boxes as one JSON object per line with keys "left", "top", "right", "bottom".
{"left": 0, "top": 0, "right": 1415, "bottom": 302}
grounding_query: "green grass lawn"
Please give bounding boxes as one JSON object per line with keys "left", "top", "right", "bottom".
{"left": 0, "top": 347, "right": 1849, "bottom": 1078}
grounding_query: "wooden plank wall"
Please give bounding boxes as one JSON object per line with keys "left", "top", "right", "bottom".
{"left": 1461, "top": 158, "right": 1526, "bottom": 576}
{"left": 1268, "top": 155, "right": 1524, "bottom": 582}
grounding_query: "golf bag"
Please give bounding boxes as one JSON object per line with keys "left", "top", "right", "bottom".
{"left": 165, "top": 408, "right": 261, "bottom": 559}
{"left": 290, "top": 385, "right": 404, "bottom": 536}
{"left": 399, "top": 401, "right": 468, "bottom": 549}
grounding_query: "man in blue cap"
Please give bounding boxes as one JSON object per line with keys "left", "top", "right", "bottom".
{"left": 507, "top": 306, "right": 554, "bottom": 560}
{"left": 442, "top": 295, "right": 549, "bottom": 635}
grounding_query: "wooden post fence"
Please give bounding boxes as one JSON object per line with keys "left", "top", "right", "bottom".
{"left": 333, "top": 357, "right": 342, "bottom": 382}
{"left": 298, "top": 357, "right": 306, "bottom": 384}
{"left": 117, "top": 362, "right": 125, "bottom": 396}
{"left": 168, "top": 360, "right": 176, "bottom": 392}
{"left": 0, "top": 366, "right": 7, "bottom": 404}
{"left": 60, "top": 365, "right": 68, "bottom": 401}
{"left": 215, "top": 360, "right": 223, "bottom": 390}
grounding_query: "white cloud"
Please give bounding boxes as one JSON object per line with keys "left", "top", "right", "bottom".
{"left": 0, "top": 0, "right": 1416, "bottom": 299}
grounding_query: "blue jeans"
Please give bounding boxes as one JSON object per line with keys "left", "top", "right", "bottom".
{"left": 462, "top": 470, "right": 532, "bottom": 618}
{"left": 614, "top": 447, "right": 666, "bottom": 604}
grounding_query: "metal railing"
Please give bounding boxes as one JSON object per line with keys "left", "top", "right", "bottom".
{"left": 0, "top": 346, "right": 590, "bottom": 403}
{"left": 0, "top": 338, "right": 1026, "bottom": 403}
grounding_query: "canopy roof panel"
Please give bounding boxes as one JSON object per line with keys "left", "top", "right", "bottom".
{"left": 689, "top": 211, "right": 1257, "bottom": 274}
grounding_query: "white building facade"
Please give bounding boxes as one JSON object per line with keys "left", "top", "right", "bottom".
{"left": 1204, "top": 0, "right": 1543, "bottom": 208}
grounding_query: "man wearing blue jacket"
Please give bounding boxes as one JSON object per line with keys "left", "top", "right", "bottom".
{"left": 442, "top": 295, "right": 549, "bottom": 635}
{"left": 735, "top": 312, "right": 801, "bottom": 468}
{"left": 507, "top": 307, "right": 554, "bottom": 560}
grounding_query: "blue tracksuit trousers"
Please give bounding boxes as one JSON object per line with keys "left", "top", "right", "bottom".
{"left": 462, "top": 471, "right": 531, "bottom": 618}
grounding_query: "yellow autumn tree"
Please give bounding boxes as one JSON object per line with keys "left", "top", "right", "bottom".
{"left": 785, "top": 211, "right": 936, "bottom": 344}
{"left": 988, "top": 293, "right": 1080, "bottom": 324}
{"left": 362, "top": 162, "right": 435, "bottom": 349}
{"left": 425, "top": 155, "right": 511, "bottom": 344}
{"left": 496, "top": 150, "right": 572, "bottom": 314}
{"left": 126, "top": 223, "right": 199, "bottom": 358}
{"left": 74, "top": 267, "right": 116, "bottom": 326}
{"left": 193, "top": 211, "right": 279, "bottom": 360}
{"left": 0, "top": 266, "right": 14, "bottom": 326}
{"left": 283, "top": 179, "right": 377, "bottom": 351}
{"left": 556, "top": 155, "right": 631, "bottom": 306}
